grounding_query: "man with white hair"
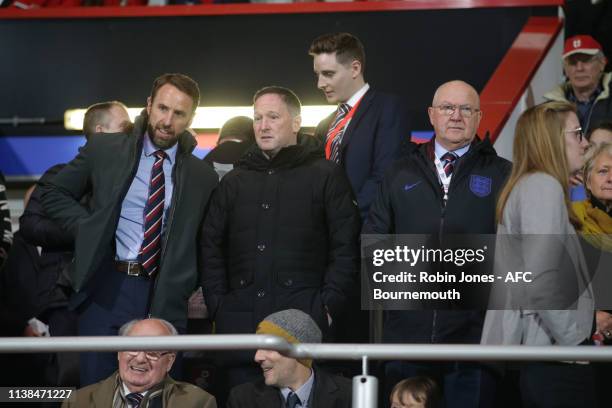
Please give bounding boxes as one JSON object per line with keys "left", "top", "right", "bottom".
{"left": 65, "top": 318, "right": 217, "bottom": 407}
{"left": 544, "top": 34, "right": 611, "bottom": 132}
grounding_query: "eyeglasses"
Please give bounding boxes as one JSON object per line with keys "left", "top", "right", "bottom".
{"left": 433, "top": 104, "right": 480, "bottom": 118}
{"left": 124, "top": 351, "right": 173, "bottom": 361}
{"left": 565, "top": 54, "right": 599, "bottom": 66}
{"left": 565, "top": 127, "right": 584, "bottom": 142}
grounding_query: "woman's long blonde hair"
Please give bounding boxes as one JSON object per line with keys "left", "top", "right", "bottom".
{"left": 496, "top": 101, "right": 580, "bottom": 227}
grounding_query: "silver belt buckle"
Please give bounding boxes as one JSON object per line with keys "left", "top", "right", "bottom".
{"left": 127, "top": 261, "right": 140, "bottom": 277}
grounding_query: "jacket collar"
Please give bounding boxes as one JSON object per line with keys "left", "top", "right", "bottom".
{"left": 238, "top": 132, "right": 324, "bottom": 171}
{"left": 340, "top": 87, "right": 375, "bottom": 150}
{"left": 249, "top": 366, "right": 337, "bottom": 407}
{"left": 420, "top": 134, "right": 496, "bottom": 161}
{"left": 544, "top": 72, "right": 612, "bottom": 103}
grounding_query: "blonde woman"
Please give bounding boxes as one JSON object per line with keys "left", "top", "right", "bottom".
{"left": 574, "top": 143, "right": 612, "bottom": 341}
{"left": 482, "top": 101, "right": 594, "bottom": 407}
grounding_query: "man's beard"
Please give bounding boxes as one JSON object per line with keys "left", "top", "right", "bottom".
{"left": 147, "top": 122, "right": 178, "bottom": 150}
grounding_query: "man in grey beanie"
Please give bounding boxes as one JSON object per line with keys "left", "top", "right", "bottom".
{"left": 227, "top": 309, "right": 352, "bottom": 408}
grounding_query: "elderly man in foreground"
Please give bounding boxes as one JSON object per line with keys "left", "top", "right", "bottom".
{"left": 64, "top": 318, "right": 216, "bottom": 408}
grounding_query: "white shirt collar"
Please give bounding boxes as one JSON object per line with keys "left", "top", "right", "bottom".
{"left": 345, "top": 83, "right": 370, "bottom": 107}
{"left": 434, "top": 139, "right": 470, "bottom": 159}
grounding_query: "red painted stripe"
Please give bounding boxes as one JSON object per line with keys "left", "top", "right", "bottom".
{"left": 478, "top": 16, "right": 563, "bottom": 142}
{"left": 0, "top": 0, "right": 562, "bottom": 20}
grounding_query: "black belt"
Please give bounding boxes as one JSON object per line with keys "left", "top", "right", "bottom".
{"left": 115, "top": 260, "right": 148, "bottom": 277}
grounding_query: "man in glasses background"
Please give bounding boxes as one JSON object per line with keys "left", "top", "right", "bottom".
{"left": 65, "top": 318, "right": 217, "bottom": 407}
{"left": 544, "top": 34, "right": 611, "bottom": 133}
{"left": 364, "top": 80, "right": 511, "bottom": 408}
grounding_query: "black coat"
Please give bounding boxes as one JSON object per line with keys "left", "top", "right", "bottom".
{"left": 0, "top": 171, "right": 11, "bottom": 269}
{"left": 200, "top": 135, "right": 361, "bottom": 336}
{"left": 227, "top": 367, "right": 352, "bottom": 408}
{"left": 364, "top": 137, "right": 511, "bottom": 343}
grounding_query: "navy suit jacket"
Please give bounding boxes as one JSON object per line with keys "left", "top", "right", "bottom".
{"left": 314, "top": 88, "right": 411, "bottom": 219}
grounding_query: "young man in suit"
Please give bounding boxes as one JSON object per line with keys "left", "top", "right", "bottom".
{"left": 309, "top": 32, "right": 411, "bottom": 220}
{"left": 227, "top": 309, "right": 352, "bottom": 408}
{"left": 309, "top": 32, "right": 410, "bottom": 347}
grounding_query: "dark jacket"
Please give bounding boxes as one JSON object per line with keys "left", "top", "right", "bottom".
{"left": 227, "top": 367, "right": 352, "bottom": 408}
{"left": 0, "top": 231, "right": 39, "bottom": 336}
{"left": 20, "top": 163, "right": 75, "bottom": 312}
{"left": 203, "top": 140, "right": 254, "bottom": 180}
{"left": 21, "top": 163, "right": 74, "bottom": 251}
{"left": 364, "top": 137, "right": 511, "bottom": 343}
{"left": 314, "top": 89, "right": 411, "bottom": 219}
{"left": 39, "top": 113, "right": 218, "bottom": 327}
{"left": 544, "top": 72, "right": 612, "bottom": 132}
{"left": 0, "top": 171, "right": 11, "bottom": 269}
{"left": 200, "top": 134, "right": 360, "bottom": 336}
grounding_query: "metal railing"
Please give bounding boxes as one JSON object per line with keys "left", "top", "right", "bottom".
{"left": 2, "top": 334, "right": 612, "bottom": 361}
{"left": 2, "top": 334, "right": 612, "bottom": 407}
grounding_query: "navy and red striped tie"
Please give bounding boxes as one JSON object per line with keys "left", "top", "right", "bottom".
{"left": 326, "top": 103, "right": 350, "bottom": 163}
{"left": 441, "top": 151, "right": 458, "bottom": 177}
{"left": 139, "top": 150, "right": 167, "bottom": 276}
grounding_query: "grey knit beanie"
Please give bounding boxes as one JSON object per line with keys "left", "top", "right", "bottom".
{"left": 257, "top": 309, "right": 322, "bottom": 344}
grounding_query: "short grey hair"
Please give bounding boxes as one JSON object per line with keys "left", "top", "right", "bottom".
{"left": 583, "top": 142, "right": 612, "bottom": 198}
{"left": 118, "top": 318, "right": 178, "bottom": 336}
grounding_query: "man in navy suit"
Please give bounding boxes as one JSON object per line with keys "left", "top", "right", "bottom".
{"left": 309, "top": 32, "right": 411, "bottom": 348}
{"left": 309, "top": 32, "right": 411, "bottom": 220}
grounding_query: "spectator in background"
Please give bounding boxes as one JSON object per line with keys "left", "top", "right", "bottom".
{"left": 482, "top": 101, "right": 593, "bottom": 407}
{"left": 82, "top": 100, "right": 132, "bottom": 136}
{"left": 589, "top": 120, "right": 612, "bottom": 147}
{"left": 0, "top": 185, "right": 48, "bottom": 387}
{"left": 569, "top": 120, "right": 612, "bottom": 201}
{"left": 40, "top": 73, "right": 218, "bottom": 386}
{"left": 544, "top": 35, "right": 611, "bottom": 133}
{"left": 390, "top": 376, "right": 441, "bottom": 408}
{"left": 572, "top": 142, "right": 612, "bottom": 340}
{"left": 64, "top": 318, "right": 217, "bottom": 408}
{"left": 227, "top": 309, "right": 352, "bottom": 408}
{"left": 0, "top": 170, "right": 11, "bottom": 269}
{"left": 1, "top": 184, "right": 40, "bottom": 338}
{"left": 574, "top": 142, "right": 612, "bottom": 408}
{"left": 203, "top": 116, "right": 255, "bottom": 179}
{"left": 19, "top": 100, "right": 133, "bottom": 386}
{"left": 365, "top": 80, "right": 510, "bottom": 408}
